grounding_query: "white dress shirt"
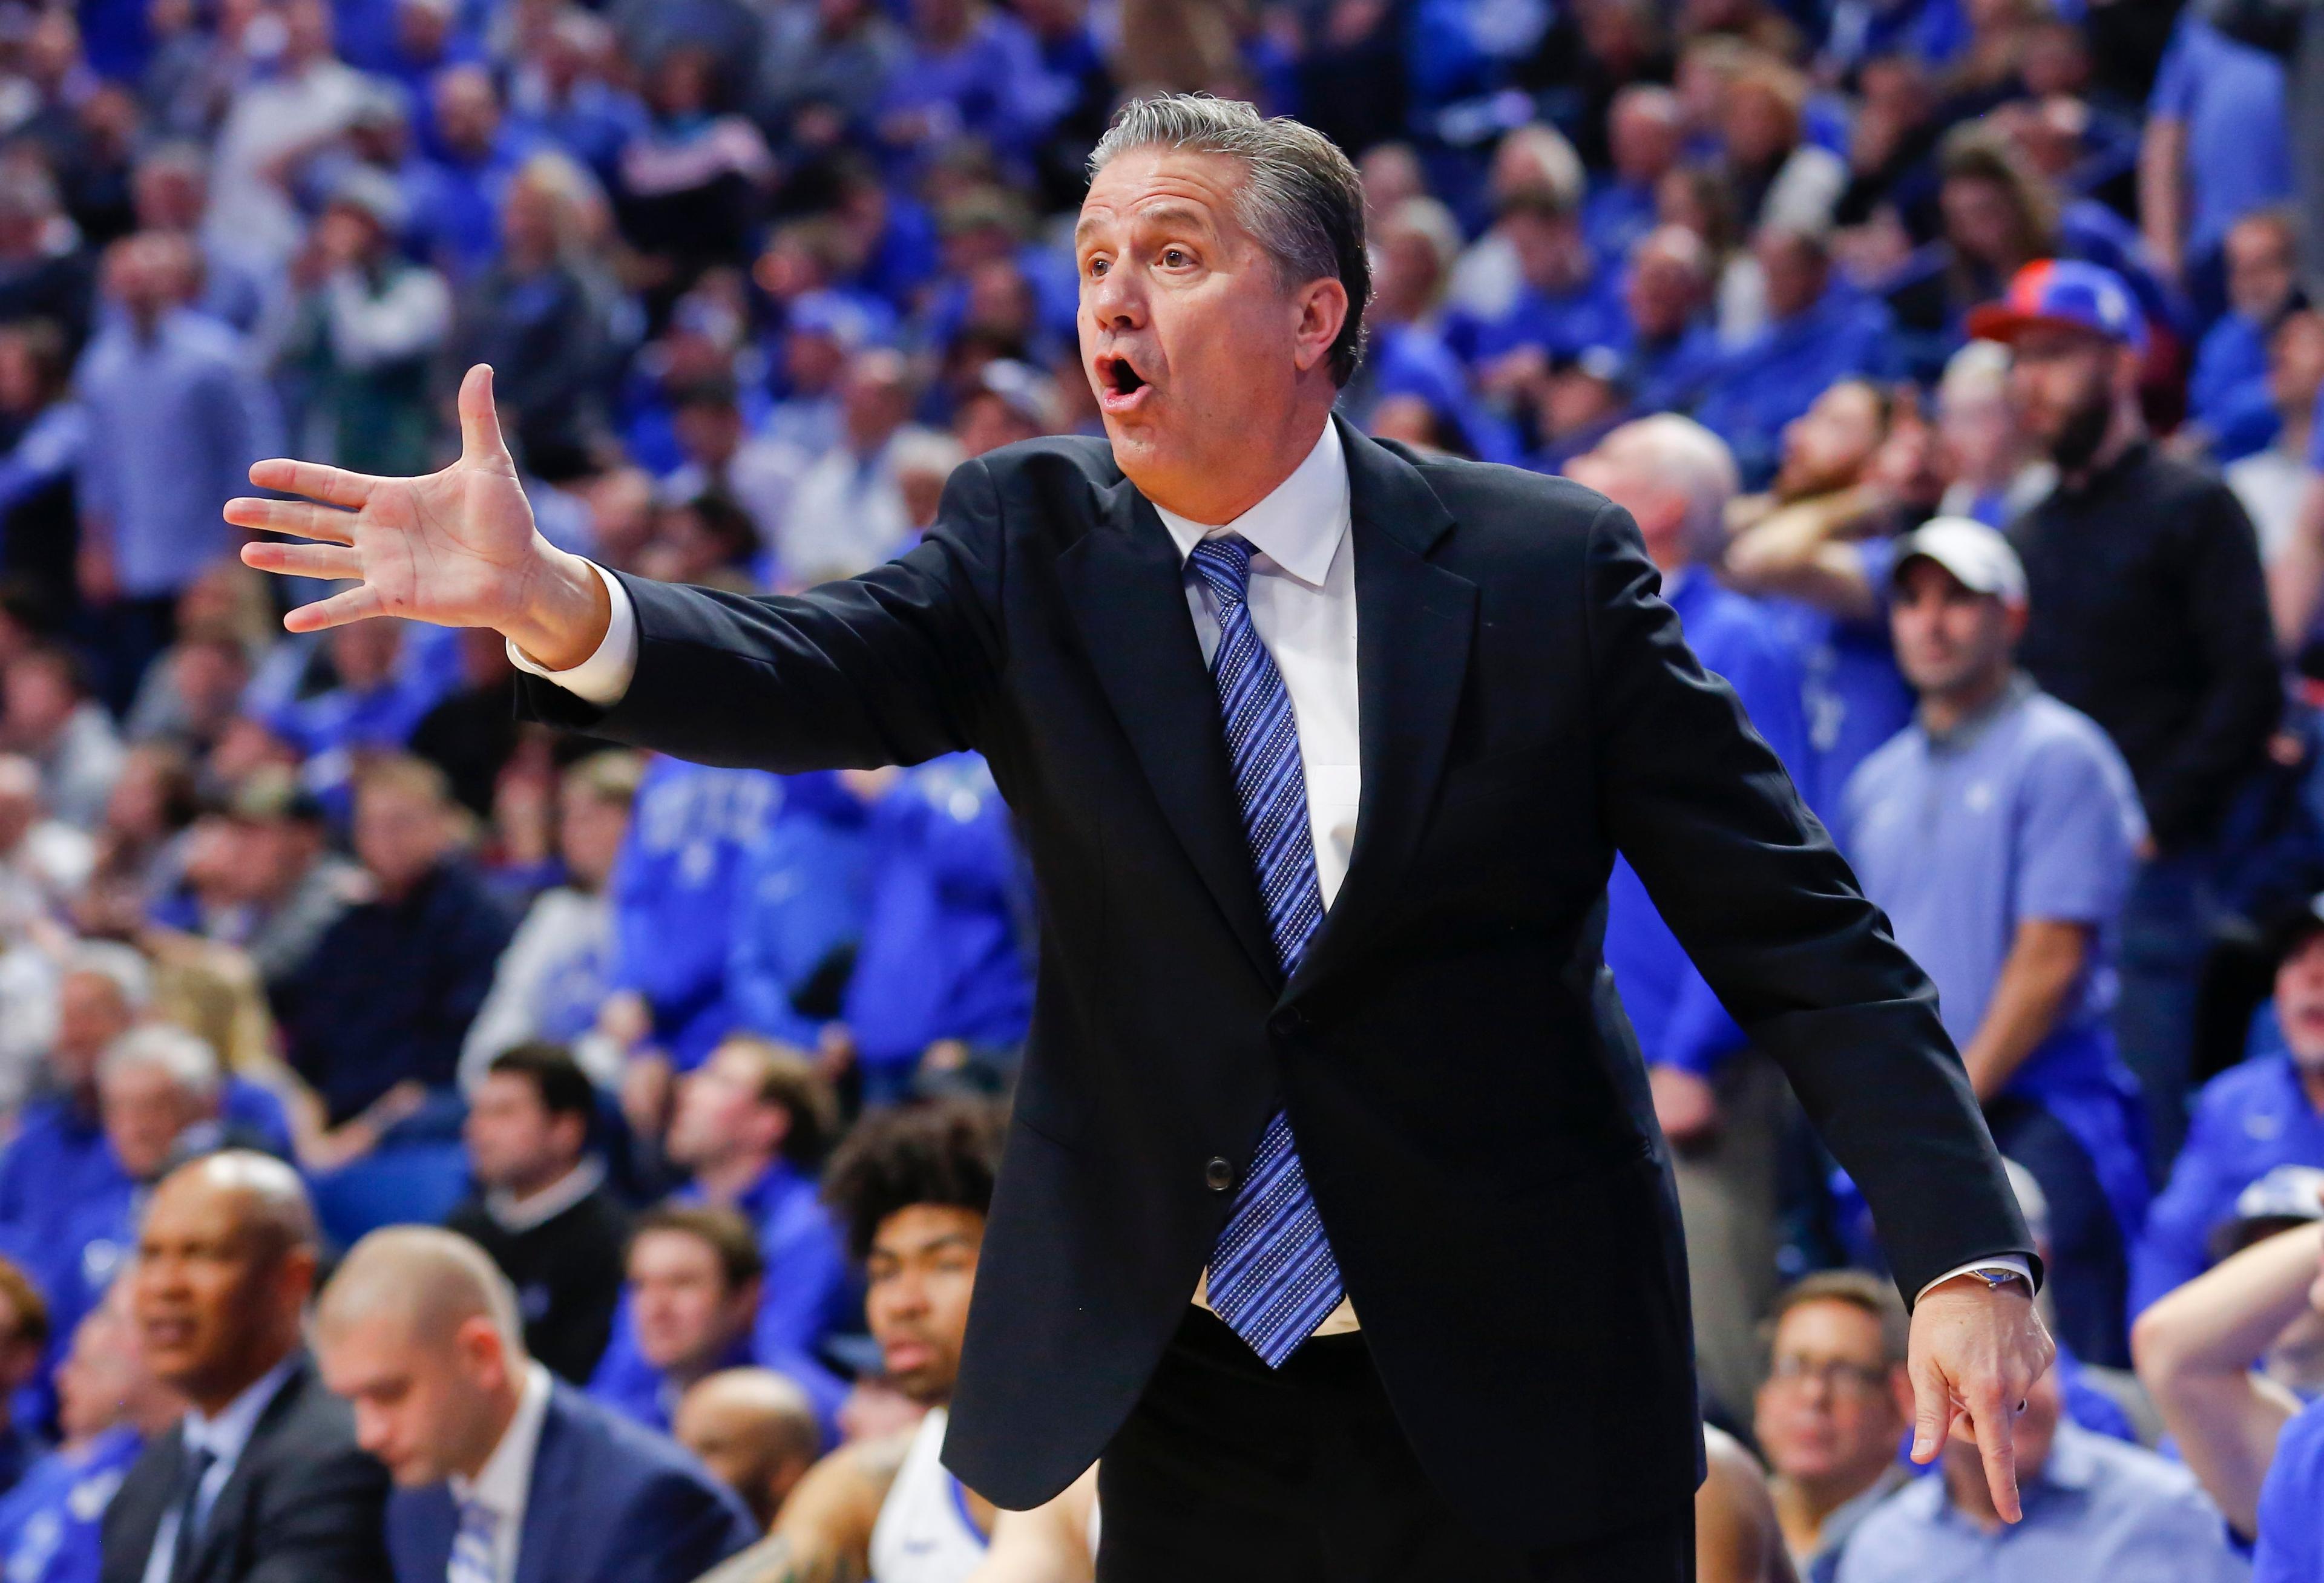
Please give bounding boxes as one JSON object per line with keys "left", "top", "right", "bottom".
{"left": 446, "top": 1362, "right": 556, "bottom": 1583}
{"left": 513, "top": 424, "right": 2030, "bottom": 1305}
{"left": 142, "top": 1355, "right": 300, "bottom": 1583}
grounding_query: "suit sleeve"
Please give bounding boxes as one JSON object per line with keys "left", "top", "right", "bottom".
{"left": 1583, "top": 500, "right": 2034, "bottom": 1302}
{"left": 516, "top": 459, "right": 1006, "bottom": 773}
{"left": 245, "top": 1438, "right": 394, "bottom": 1583}
{"left": 606, "top": 1469, "right": 757, "bottom": 1583}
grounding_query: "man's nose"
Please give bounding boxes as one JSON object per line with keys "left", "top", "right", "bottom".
{"left": 1085, "top": 266, "right": 1143, "bottom": 328}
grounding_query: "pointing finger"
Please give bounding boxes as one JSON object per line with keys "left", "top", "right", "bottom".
{"left": 282, "top": 583, "right": 386, "bottom": 634}
{"left": 225, "top": 497, "right": 356, "bottom": 543}
{"left": 241, "top": 541, "right": 362, "bottom": 580}
{"left": 247, "top": 458, "right": 382, "bottom": 509}
{"left": 1974, "top": 1389, "right": 2022, "bottom": 1522}
{"left": 457, "top": 364, "right": 511, "bottom": 468}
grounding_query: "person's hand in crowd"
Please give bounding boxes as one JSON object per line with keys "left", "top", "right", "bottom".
{"left": 75, "top": 534, "right": 118, "bottom": 606}
{"left": 299, "top": 1079, "right": 430, "bottom": 1173}
{"left": 1649, "top": 1064, "right": 1722, "bottom": 1151}
{"left": 1905, "top": 1273, "right": 2055, "bottom": 1522}
{"left": 229, "top": 364, "right": 612, "bottom": 669}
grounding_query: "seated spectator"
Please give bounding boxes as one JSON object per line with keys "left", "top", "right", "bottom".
{"left": 272, "top": 169, "right": 453, "bottom": 479}
{"left": 1622, "top": 225, "right": 1727, "bottom": 416}
{"left": 272, "top": 756, "right": 514, "bottom": 1159}
{"left": 172, "top": 769, "right": 360, "bottom": 989}
{"left": 2135, "top": 897, "right": 2324, "bottom": 1314}
{"left": 71, "top": 745, "right": 199, "bottom": 938}
{"left": 655, "top": 378, "right": 799, "bottom": 557}
{"left": 1831, "top": 1348, "right": 2243, "bottom": 1580}
{"left": 673, "top": 1368, "right": 823, "bottom": 1532}
{"left": 0, "top": 755, "right": 91, "bottom": 948}
{"left": 444, "top": 1044, "right": 631, "bottom": 1385}
{"left": 1754, "top": 1273, "right": 1911, "bottom": 1578}
{"left": 838, "top": 756, "right": 1033, "bottom": 1104}
{"left": 461, "top": 752, "right": 643, "bottom": 1087}
{"left": 728, "top": 773, "right": 872, "bottom": 1054}
{"left": 120, "top": 620, "right": 254, "bottom": 761}
{"left": 407, "top": 629, "right": 519, "bottom": 822}
{"left": 1446, "top": 123, "right": 1589, "bottom": 323}
{"left": 635, "top": 494, "right": 765, "bottom": 593}
{"left": 0, "top": 1259, "right": 47, "bottom": 1497}
{"left": 1694, "top": 226, "right": 1897, "bottom": 487}
{"left": 953, "top": 360, "right": 1052, "bottom": 459}
{"left": 2133, "top": 1199, "right": 2324, "bottom": 1547}
{"left": 616, "top": 46, "right": 775, "bottom": 322}
{"left": 0, "top": 649, "right": 120, "bottom": 833}
{"left": 413, "top": 65, "right": 536, "bottom": 287}
{"left": 2227, "top": 309, "right": 2324, "bottom": 578}
{"left": 313, "top": 1225, "right": 757, "bottom": 1583}
{"left": 0, "top": 1289, "right": 180, "bottom": 1583}
{"left": 771, "top": 349, "right": 930, "bottom": 587}
{"left": 0, "top": 945, "right": 144, "bottom": 1248}
{"left": 1587, "top": 86, "right": 1687, "bottom": 267}
{"left": 1840, "top": 520, "right": 2150, "bottom": 1365}
{"left": 107, "top": 1150, "right": 394, "bottom": 1583}
{"left": 1567, "top": 415, "right": 1808, "bottom": 1417}
{"left": 1718, "top": 54, "right": 1845, "bottom": 241}
{"left": 1446, "top": 187, "right": 1628, "bottom": 381}
{"left": 1934, "top": 339, "right": 2055, "bottom": 528}
{"left": 701, "top": 1101, "right": 1001, "bottom": 1583}
{"left": 2188, "top": 209, "right": 2302, "bottom": 464}
{"left": 590, "top": 1205, "right": 839, "bottom": 1438}
{"left": 263, "top": 620, "right": 444, "bottom": 778}
{"left": 1342, "top": 198, "right": 1511, "bottom": 461}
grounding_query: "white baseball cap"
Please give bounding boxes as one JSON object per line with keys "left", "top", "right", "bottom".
{"left": 1890, "top": 516, "right": 2028, "bottom": 606}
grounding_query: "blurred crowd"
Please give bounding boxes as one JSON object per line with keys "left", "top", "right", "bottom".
{"left": 0, "top": 0, "right": 2311, "bottom": 1576}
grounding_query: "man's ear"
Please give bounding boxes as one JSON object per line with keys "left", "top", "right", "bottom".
{"left": 1292, "top": 277, "right": 1350, "bottom": 376}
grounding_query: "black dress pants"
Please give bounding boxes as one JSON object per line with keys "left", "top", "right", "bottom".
{"left": 1095, "top": 1306, "right": 1694, "bottom": 1582}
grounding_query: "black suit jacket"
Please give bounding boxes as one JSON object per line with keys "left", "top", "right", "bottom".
{"left": 100, "top": 1352, "right": 392, "bottom": 1583}
{"left": 519, "top": 418, "right": 2032, "bottom": 1547}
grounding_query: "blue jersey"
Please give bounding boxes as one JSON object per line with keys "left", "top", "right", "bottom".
{"left": 0, "top": 1428, "right": 140, "bottom": 1583}
{"left": 2256, "top": 1394, "right": 2324, "bottom": 1579}
{"left": 728, "top": 774, "right": 872, "bottom": 1049}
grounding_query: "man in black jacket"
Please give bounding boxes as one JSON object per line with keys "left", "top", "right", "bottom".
{"left": 232, "top": 94, "right": 2049, "bottom": 1582}
{"left": 101, "top": 1151, "right": 391, "bottom": 1583}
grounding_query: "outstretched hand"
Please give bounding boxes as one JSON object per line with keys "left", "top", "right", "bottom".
{"left": 1906, "top": 1274, "right": 2055, "bottom": 1521}
{"left": 231, "top": 364, "right": 609, "bottom": 668}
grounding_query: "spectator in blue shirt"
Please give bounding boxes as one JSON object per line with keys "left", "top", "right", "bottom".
{"left": 728, "top": 773, "right": 872, "bottom": 1052}
{"left": 875, "top": 0, "right": 1053, "bottom": 175}
{"left": 1694, "top": 226, "right": 1897, "bottom": 488}
{"left": 0, "top": 946, "right": 149, "bottom": 1262}
{"left": 504, "top": 10, "right": 646, "bottom": 187}
{"left": 1832, "top": 1360, "right": 2244, "bottom": 1582}
{"left": 264, "top": 620, "right": 444, "bottom": 785}
{"left": 837, "top": 754, "right": 1031, "bottom": 1105}
{"left": 1341, "top": 197, "right": 1514, "bottom": 464}
{"left": 2187, "top": 209, "right": 2302, "bottom": 465}
{"left": 1446, "top": 187, "right": 1629, "bottom": 378}
{"left": 2135, "top": 902, "right": 2324, "bottom": 1315}
{"left": 1620, "top": 226, "right": 1727, "bottom": 418}
{"left": 1840, "top": 519, "right": 2150, "bottom": 1366}
{"left": 1584, "top": 87, "right": 1686, "bottom": 268}
{"left": 2142, "top": 14, "right": 2293, "bottom": 311}
{"left": 605, "top": 757, "right": 781, "bottom": 1073}
{"left": 1567, "top": 414, "right": 1811, "bottom": 1417}
{"left": 415, "top": 66, "right": 538, "bottom": 286}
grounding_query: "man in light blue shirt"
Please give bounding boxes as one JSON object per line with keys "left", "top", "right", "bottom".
{"left": 1834, "top": 1362, "right": 2245, "bottom": 1582}
{"left": 1840, "top": 519, "right": 2150, "bottom": 1368}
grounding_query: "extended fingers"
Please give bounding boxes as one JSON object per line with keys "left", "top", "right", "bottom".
{"left": 1971, "top": 1384, "right": 2023, "bottom": 1522}
{"left": 1908, "top": 1353, "right": 1950, "bottom": 1463}
{"left": 456, "top": 364, "right": 511, "bottom": 467}
{"left": 246, "top": 457, "right": 382, "bottom": 508}
{"left": 241, "top": 540, "right": 362, "bottom": 580}
{"left": 226, "top": 497, "right": 357, "bottom": 543}
{"left": 281, "top": 583, "right": 385, "bottom": 634}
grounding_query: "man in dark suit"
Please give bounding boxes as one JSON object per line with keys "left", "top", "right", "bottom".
{"left": 314, "top": 1224, "right": 757, "bottom": 1583}
{"left": 100, "top": 1152, "right": 392, "bottom": 1583}
{"left": 233, "top": 94, "right": 2053, "bottom": 1581}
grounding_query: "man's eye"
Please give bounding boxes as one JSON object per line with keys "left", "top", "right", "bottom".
{"left": 1086, "top": 257, "right": 1108, "bottom": 278}
{"left": 1161, "top": 247, "right": 1189, "bottom": 267}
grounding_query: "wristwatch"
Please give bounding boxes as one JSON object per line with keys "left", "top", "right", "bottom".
{"left": 1959, "top": 1266, "right": 2033, "bottom": 1297}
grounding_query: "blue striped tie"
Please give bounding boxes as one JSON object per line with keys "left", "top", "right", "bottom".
{"left": 1189, "top": 533, "right": 1346, "bottom": 1366}
{"left": 448, "top": 1496, "right": 499, "bottom": 1583}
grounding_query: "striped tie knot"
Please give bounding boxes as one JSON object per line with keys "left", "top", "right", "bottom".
{"left": 1187, "top": 534, "right": 1255, "bottom": 608}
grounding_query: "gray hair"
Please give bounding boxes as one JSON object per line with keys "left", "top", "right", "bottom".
{"left": 65, "top": 940, "right": 153, "bottom": 1011}
{"left": 1613, "top": 413, "right": 1740, "bottom": 549}
{"left": 99, "top": 1024, "right": 221, "bottom": 1104}
{"left": 1090, "top": 94, "right": 1371, "bottom": 385}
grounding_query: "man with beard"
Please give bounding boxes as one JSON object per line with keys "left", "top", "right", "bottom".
{"left": 1969, "top": 260, "right": 2282, "bottom": 1165}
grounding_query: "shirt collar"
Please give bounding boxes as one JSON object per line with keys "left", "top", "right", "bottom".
{"left": 450, "top": 1362, "right": 554, "bottom": 1519}
{"left": 1920, "top": 671, "right": 2035, "bottom": 752}
{"left": 182, "top": 1353, "right": 298, "bottom": 1466}
{"left": 1150, "top": 419, "right": 1348, "bottom": 589}
{"left": 485, "top": 1157, "right": 606, "bottom": 1234}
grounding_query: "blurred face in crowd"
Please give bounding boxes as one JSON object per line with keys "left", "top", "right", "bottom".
{"left": 671, "top": 1372, "right": 820, "bottom": 1530}
{"left": 558, "top": 776, "right": 631, "bottom": 893}
{"left": 667, "top": 1044, "right": 784, "bottom": 1172}
{"left": 131, "top": 155, "right": 204, "bottom": 232}
{"left": 321, "top": 1305, "right": 516, "bottom": 1486}
{"left": 100, "top": 1060, "right": 212, "bottom": 1184}
{"left": 1940, "top": 175, "right": 2030, "bottom": 271}
{"left": 1756, "top": 228, "right": 1828, "bottom": 323}
{"left": 1937, "top": 373, "right": 2017, "bottom": 491}
{"left": 2278, "top": 933, "right": 2324, "bottom": 1069}
{"left": 1773, "top": 381, "right": 1883, "bottom": 500}
{"left": 134, "top": 1167, "right": 315, "bottom": 1413}
{"left": 353, "top": 778, "right": 451, "bottom": 897}
{"left": 464, "top": 1070, "right": 585, "bottom": 1196}
{"left": 1358, "top": 143, "right": 1425, "bottom": 221}
{"left": 4, "top": 654, "right": 79, "bottom": 746}
{"left": 1753, "top": 1298, "right": 1911, "bottom": 1501}
{"left": 432, "top": 66, "right": 499, "bottom": 160}
{"left": 2007, "top": 323, "right": 2129, "bottom": 472}
{"left": 2269, "top": 312, "right": 2324, "bottom": 423}
{"left": 1722, "top": 79, "right": 1797, "bottom": 169}
{"left": 1075, "top": 146, "right": 1349, "bottom": 524}
{"left": 54, "top": 970, "right": 134, "bottom": 1090}
{"left": 1891, "top": 559, "right": 2024, "bottom": 705}
{"left": 628, "top": 1230, "right": 758, "bottom": 1377}
{"left": 865, "top": 1205, "right": 982, "bottom": 1406}
{"left": 956, "top": 391, "right": 1040, "bottom": 458}
{"left": 1610, "top": 90, "right": 1684, "bottom": 185}
{"left": 839, "top": 350, "right": 912, "bottom": 452}
{"left": 1503, "top": 208, "right": 1588, "bottom": 295}
{"left": 2227, "top": 215, "right": 2299, "bottom": 325}
{"left": 1624, "top": 230, "right": 1707, "bottom": 342}
{"left": 330, "top": 617, "right": 402, "bottom": 692}
{"left": 58, "top": 1300, "right": 182, "bottom": 1444}
{"left": 1371, "top": 219, "right": 1445, "bottom": 326}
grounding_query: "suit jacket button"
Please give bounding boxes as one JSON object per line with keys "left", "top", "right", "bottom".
{"left": 1204, "top": 1156, "right": 1235, "bottom": 1193}
{"left": 1269, "top": 1008, "right": 1310, "bottom": 1040}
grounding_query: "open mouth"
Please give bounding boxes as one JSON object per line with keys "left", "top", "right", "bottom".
{"left": 1097, "top": 352, "right": 1150, "bottom": 408}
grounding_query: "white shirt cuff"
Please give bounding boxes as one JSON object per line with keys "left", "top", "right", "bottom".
{"left": 1915, "top": 1256, "right": 2035, "bottom": 1304}
{"left": 505, "top": 560, "right": 637, "bottom": 707}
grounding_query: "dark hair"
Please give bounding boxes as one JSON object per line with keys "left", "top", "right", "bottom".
{"left": 821, "top": 1100, "right": 1005, "bottom": 1261}
{"left": 1090, "top": 94, "right": 1372, "bottom": 387}
{"left": 1764, "top": 1270, "right": 1908, "bottom": 1368}
{"left": 677, "top": 491, "right": 764, "bottom": 569}
{"left": 632, "top": 1204, "right": 766, "bottom": 1293}
{"left": 712, "top": 1035, "right": 840, "bottom": 1167}
{"left": 486, "top": 1041, "right": 596, "bottom": 1125}
{"left": 0, "top": 1254, "right": 48, "bottom": 1352}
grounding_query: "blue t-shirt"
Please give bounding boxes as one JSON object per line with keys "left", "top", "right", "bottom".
{"left": 2149, "top": 17, "right": 2293, "bottom": 261}
{"left": 0, "top": 1427, "right": 140, "bottom": 1583}
{"left": 2255, "top": 1394, "right": 2324, "bottom": 1579}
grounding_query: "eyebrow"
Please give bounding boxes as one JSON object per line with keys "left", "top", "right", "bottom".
{"left": 1074, "top": 202, "right": 1218, "bottom": 249}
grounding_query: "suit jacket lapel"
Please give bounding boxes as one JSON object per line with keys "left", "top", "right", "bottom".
{"left": 1287, "top": 421, "right": 1475, "bottom": 1001}
{"left": 1059, "top": 473, "right": 1281, "bottom": 986}
{"left": 184, "top": 1358, "right": 309, "bottom": 1583}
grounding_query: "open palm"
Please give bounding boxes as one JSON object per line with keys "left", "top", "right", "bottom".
{"left": 232, "top": 364, "right": 548, "bottom": 634}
